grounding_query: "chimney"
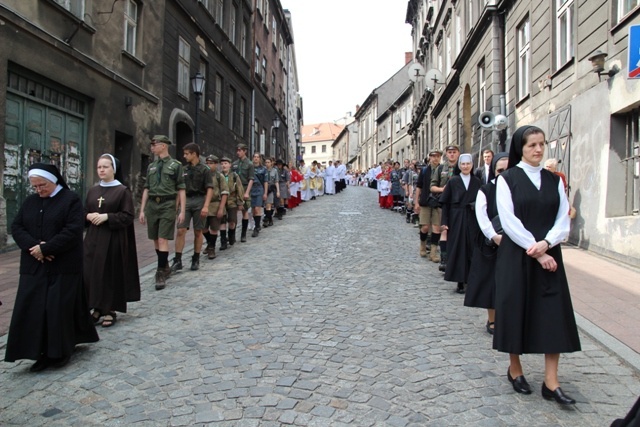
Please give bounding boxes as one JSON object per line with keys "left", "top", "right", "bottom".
{"left": 405, "top": 52, "right": 413, "bottom": 65}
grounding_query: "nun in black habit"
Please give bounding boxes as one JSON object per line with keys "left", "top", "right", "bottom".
{"left": 464, "top": 152, "right": 510, "bottom": 335}
{"left": 84, "top": 154, "right": 140, "bottom": 328}
{"left": 440, "top": 153, "right": 482, "bottom": 294}
{"left": 5, "top": 163, "right": 99, "bottom": 372}
{"left": 493, "top": 126, "right": 580, "bottom": 405}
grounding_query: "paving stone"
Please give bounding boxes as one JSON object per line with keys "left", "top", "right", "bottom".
{"left": 0, "top": 188, "right": 637, "bottom": 427}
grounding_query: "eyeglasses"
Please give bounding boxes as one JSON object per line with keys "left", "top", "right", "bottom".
{"left": 32, "top": 183, "right": 51, "bottom": 190}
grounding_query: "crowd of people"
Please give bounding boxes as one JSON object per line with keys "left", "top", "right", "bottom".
{"left": 3, "top": 136, "right": 350, "bottom": 372}
{"left": 361, "top": 127, "right": 581, "bottom": 406}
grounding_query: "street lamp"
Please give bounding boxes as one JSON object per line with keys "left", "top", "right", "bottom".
{"left": 271, "top": 115, "right": 281, "bottom": 158}
{"left": 190, "top": 72, "right": 206, "bottom": 143}
{"left": 295, "top": 132, "right": 301, "bottom": 162}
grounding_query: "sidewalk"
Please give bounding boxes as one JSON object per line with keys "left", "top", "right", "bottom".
{"left": 1, "top": 219, "right": 639, "bottom": 370}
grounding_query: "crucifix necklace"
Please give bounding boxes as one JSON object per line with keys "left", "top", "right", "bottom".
{"left": 98, "top": 196, "right": 105, "bottom": 208}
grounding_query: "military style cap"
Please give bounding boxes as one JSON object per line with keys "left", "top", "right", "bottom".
{"left": 220, "top": 156, "right": 232, "bottom": 163}
{"left": 429, "top": 149, "right": 443, "bottom": 156}
{"left": 445, "top": 144, "right": 460, "bottom": 152}
{"left": 151, "top": 135, "right": 172, "bottom": 145}
{"left": 236, "top": 143, "right": 248, "bottom": 150}
{"left": 205, "top": 155, "right": 219, "bottom": 162}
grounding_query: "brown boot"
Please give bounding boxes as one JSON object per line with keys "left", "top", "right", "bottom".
{"left": 419, "top": 240, "right": 427, "bottom": 257}
{"left": 430, "top": 245, "right": 441, "bottom": 263}
{"left": 155, "top": 268, "right": 166, "bottom": 290}
{"left": 207, "top": 246, "right": 216, "bottom": 259}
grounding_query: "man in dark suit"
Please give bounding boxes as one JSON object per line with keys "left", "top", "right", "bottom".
{"left": 474, "top": 149, "right": 494, "bottom": 184}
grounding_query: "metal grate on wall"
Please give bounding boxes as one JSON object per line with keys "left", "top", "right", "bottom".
{"left": 7, "top": 70, "right": 85, "bottom": 116}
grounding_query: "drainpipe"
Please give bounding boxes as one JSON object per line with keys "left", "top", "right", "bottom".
{"left": 251, "top": 89, "right": 256, "bottom": 155}
{"left": 497, "top": 8, "right": 507, "bottom": 152}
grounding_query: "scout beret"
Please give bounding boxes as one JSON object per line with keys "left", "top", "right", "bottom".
{"left": 445, "top": 144, "right": 460, "bottom": 152}
{"left": 220, "top": 156, "right": 232, "bottom": 163}
{"left": 151, "top": 135, "right": 172, "bottom": 145}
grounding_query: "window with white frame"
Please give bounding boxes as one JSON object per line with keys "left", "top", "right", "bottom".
{"left": 241, "top": 20, "right": 248, "bottom": 59}
{"left": 198, "top": 62, "right": 206, "bottom": 110}
{"left": 467, "top": 0, "right": 474, "bottom": 33}
{"left": 322, "top": 145, "right": 327, "bottom": 153}
{"left": 53, "top": 0, "right": 84, "bottom": 19}
{"left": 312, "top": 146, "right": 316, "bottom": 154}
{"left": 239, "top": 97, "right": 246, "bottom": 136}
{"left": 456, "top": 9, "right": 462, "bottom": 56}
{"left": 517, "top": 17, "right": 530, "bottom": 100}
{"left": 124, "top": 0, "right": 138, "bottom": 55}
{"left": 439, "top": 124, "right": 444, "bottom": 147}
{"left": 216, "top": 0, "right": 224, "bottom": 25}
{"left": 230, "top": 4, "right": 237, "bottom": 45}
{"left": 555, "top": 0, "right": 574, "bottom": 70}
{"left": 617, "top": 0, "right": 640, "bottom": 22}
{"left": 178, "top": 37, "right": 190, "bottom": 98}
{"left": 263, "top": 1, "right": 269, "bottom": 26}
{"left": 478, "top": 59, "right": 486, "bottom": 112}
{"left": 447, "top": 115, "right": 452, "bottom": 145}
{"left": 445, "top": 31, "right": 452, "bottom": 75}
{"left": 200, "top": 0, "right": 215, "bottom": 15}
{"left": 255, "top": 44, "right": 261, "bottom": 75}
{"left": 261, "top": 57, "right": 267, "bottom": 82}
{"left": 255, "top": 120, "right": 260, "bottom": 152}
{"left": 215, "top": 73, "right": 222, "bottom": 121}
{"left": 228, "top": 86, "right": 235, "bottom": 130}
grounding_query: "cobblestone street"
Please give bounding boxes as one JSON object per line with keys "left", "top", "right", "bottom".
{"left": 1, "top": 186, "right": 638, "bottom": 426}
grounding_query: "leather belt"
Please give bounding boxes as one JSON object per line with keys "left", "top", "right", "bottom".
{"left": 150, "top": 195, "right": 174, "bottom": 203}
{"left": 186, "top": 193, "right": 204, "bottom": 197}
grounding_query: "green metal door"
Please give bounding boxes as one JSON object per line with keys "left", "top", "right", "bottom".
{"left": 3, "top": 93, "right": 85, "bottom": 232}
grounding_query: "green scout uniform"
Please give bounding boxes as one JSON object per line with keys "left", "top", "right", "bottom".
{"left": 208, "top": 171, "right": 230, "bottom": 216}
{"left": 223, "top": 171, "right": 245, "bottom": 209}
{"left": 232, "top": 157, "right": 254, "bottom": 210}
{"left": 180, "top": 162, "right": 213, "bottom": 230}
{"left": 430, "top": 162, "right": 456, "bottom": 191}
{"left": 145, "top": 156, "right": 185, "bottom": 239}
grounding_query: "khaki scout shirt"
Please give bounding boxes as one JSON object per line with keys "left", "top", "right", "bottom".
{"left": 232, "top": 157, "right": 254, "bottom": 187}
{"left": 207, "top": 171, "right": 230, "bottom": 213}
{"left": 430, "top": 162, "right": 456, "bottom": 191}
{"left": 145, "top": 156, "right": 186, "bottom": 196}
{"left": 184, "top": 162, "right": 213, "bottom": 196}
{"left": 223, "top": 171, "right": 245, "bottom": 209}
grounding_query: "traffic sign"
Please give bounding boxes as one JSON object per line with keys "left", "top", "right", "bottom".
{"left": 630, "top": 25, "right": 640, "bottom": 79}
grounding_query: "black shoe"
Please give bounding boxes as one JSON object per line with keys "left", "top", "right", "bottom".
{"left": 170, "top": 258, "right": 183, "bottom": 272}
{"left": 542, "top": 382, "right": 575, "bottom": 405}
{"left": 49, "top": 355, "right": 71, "bottom": 369}
{"left": 252, "top": 228, "right": 259, "bottom": 238}
{"left": 190, "top": 255, "right": 200, "bottom": 271}
{"left": 228, "top": 231, "right": 236, "bottom": 245}
{"left": 439, "top": 262, "right": 446, "bottom": 272}
{"left": 30, "top": 356, "right": 49, "bottom": 372}
{"left": 241, "top": 233, "right": 247, "bottom": 243}
{"left": 456, "top": 283, "right": 465, "bottom": 294}
{"left": 507, "top": 368, "right": 532, "bottom": 394}
{"left": 486, "top": 321, "right": 495, "bottom": 335}
{"left": 220, "top": 239, "right": 228, "bottom": 251}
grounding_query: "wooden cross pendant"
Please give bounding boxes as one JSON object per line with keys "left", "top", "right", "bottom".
{"left": 98, "top": 196, "right": 105, "bottom": 208}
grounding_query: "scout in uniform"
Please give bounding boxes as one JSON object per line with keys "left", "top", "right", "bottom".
{"left": 219, "top": 156, "right": 245, "bottom": 249}
{"left": 202, "top": 155, "right": 229, "bottom": 259}
{"left": 275, "top": 159, "right": 290, "bottom": 220}
{"left": 231, "top": 143, "right": 254, "bottom": 242}
{"left": 263, "top": 157, "right": 280, "bottom": 228}
{"left": 430, "top": 144, "right": 460, "bottom": 272}
{"left": 139, "top": 135, "right": 186, "bottom": 290}
{"left": 171, "top": 142, "right": 213, "bottom": 272}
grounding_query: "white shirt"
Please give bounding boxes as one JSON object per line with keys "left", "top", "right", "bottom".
{"left": 496, "top": 161, "right": 570, "bottom": 250}
{"left": 475, "top": 186, "right": 498, "bottom": 240}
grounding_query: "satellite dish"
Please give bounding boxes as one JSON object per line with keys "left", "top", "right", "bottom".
{"left": 408, "top": 63, "right": 426, "bottom": 82}
{"left": 424, "top": 69, "right": 445, "bottom": 91}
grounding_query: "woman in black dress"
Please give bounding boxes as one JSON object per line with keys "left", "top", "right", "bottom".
{"left": 5, "top": 163, "right": 99, "bottom": 372}
{"left": 440, "top": 153, "right": 482, "bottom": 294}
{"left": 84, "top": 154, "right": 140, "bottom": 328}
{"left": 465, "top": 152, "right": 509, "bottom": 335}
{"left": 494, "top": 126, "right": 580, "bottom": 405}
